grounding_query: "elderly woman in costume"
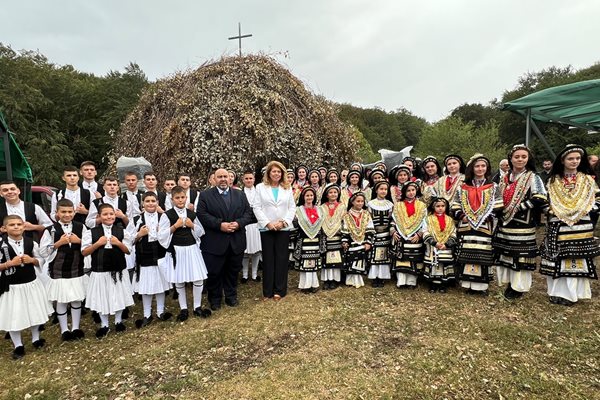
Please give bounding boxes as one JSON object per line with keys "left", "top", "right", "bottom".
{"left": 494, "top": 145, "right": 547, "bottom": 299}
{"left": 451, "top": 154, "right": 503, "bottom": 295}
{"left": 540, "top": 144, "right": 600, "bottom": 306}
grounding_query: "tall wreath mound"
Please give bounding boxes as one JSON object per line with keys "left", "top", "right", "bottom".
{"left": 107, "top": 54, "right": 358, "bottom": 186}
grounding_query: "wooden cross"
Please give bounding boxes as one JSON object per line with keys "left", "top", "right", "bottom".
{"left": 228, "top": 22, "right": 252, "bottom": 56}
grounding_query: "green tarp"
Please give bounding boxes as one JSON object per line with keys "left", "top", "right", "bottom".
{"left": 502, "top": 79, "right": 600, "bottom": 130}
{"left": 0, "top": 111, "right": 33, "bottom": 182}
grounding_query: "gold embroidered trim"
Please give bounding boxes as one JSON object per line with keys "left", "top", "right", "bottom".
{"left": 391, "top": 200, "right": 427, "bottom": 240}
{"left": 320, "top": 203, "right": 346, "bottom": 238}
{"left": 343, "top": 211, "right": 372, "bottom": 243}
{"left": 426, "top": 214, "right": 455, "bottom": 245}
{"left": 548, "top": 172, "right": 596, "bottom": 226}
{"left": 500, "top": 171, "right": 533, "bottom": 223}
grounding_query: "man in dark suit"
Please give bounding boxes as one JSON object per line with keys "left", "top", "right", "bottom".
{"left": 197, "top": 168, "right": 255, "bottom": 310}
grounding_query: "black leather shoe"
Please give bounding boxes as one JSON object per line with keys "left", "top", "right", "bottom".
{"left": 95, "top": 327, "right": 109, "bottom": 338}
{"left": 61, "top": 330, "right": 74, "bottom": 342}
{"left": 240, "top": 277, "right": 248, "bottom": 284}
{"left": 32, "top": 339, "right": 46, "bottom": 349}
{"left": 210, "top": 303, "right": 221, "bottom": 311}
{"left": 176, "top": 309, "right": 189, "bottom": 322}
{"left": 194, "top": 307, "right": 212, "bottom": 318}
{"left": 115, "top": 322, "right": 127, "bottom": 332}
{"left": 12, "top": 346, "right": 25, "bottom": 360}
{"left": 253, "top": 276, "right": 262, "bottom": 282}
{"left": 225, "top": 298, "right": 239, "bottom": 307}
{"left": 135, "top": 317, "right": 153, "bottom": 329}
{"left": 158, "top": 312, "right": 173, "bottom": 321}
{"left": 72, "top": 329, "right": 85, "bottom": 340}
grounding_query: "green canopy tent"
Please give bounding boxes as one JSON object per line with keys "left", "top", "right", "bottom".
{"left": 0, "top": 111, "right": 34, "bottom": 200}
{"left": 502, "top": 79, "right": 600, "bottom": 158}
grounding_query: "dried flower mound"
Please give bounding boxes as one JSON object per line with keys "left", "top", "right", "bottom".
{"left": 106, "top": 54, "right": 358, "bottom": 187}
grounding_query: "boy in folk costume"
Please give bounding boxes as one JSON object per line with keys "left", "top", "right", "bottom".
{"left": 293, "top": 186, "right": 324, "bottom": 293}
{"left": 158, "top": 186, "right": 211, "bottom": 321}
{"left": 495, "top": 145, "right": 547, "bottom": 299}
{"left": 39, "top": 199, "right": 88, "bottom": 341}
{"left": 390, "top": 182, "right": 427, "bottom": 288}
{"left": 341, "top": 192, "right": 375, "bottom": 288}
{"left": 143, "top": 172, "right": 167, "bottom": 213}
{"left": 422, "top": 197, "right": 457, "bottom": 293}
{"left": 82, "top": 204, "right": 134, "bottom": 338}
{"left": 0, "top": 215, "right": 53, "bottom": 359}
{"left": 241, "top": 171, "right": 262, "bottom": 283}
{"left": 540, "top": 145, "right": 600, "bottom": 306}
{"left": 319, "top": 184, "right": 346, "bottom": 290}
{"left": 50, "top": 166, "right": 92, "bottom": 224}
{"left": 132, "top": 193, "right": 172, "bottom": 328}
{"left": 165, "top": 174, "right": 199, "bottom": 211}
{"left": 86, "top": 176, "right": 132, "bottom": 229}
{"left": 367, "top": 181, "right": 394, "bottom": 288}
{"left": 451, "top": 154, "right": 503, "bottom": 296}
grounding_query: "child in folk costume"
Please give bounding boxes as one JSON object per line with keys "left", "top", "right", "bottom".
{"left": 241, "top": 171, "right": 262, "bottom": 283}
{"left": 341, "top": 192, "right": 375, "bottom": 288}
{"left": 308, "top": 169, "right": 324, "bottom": 205}
{"left": 429, "top": 154, "right": 466, "bottom": 203}
{"left": 342, "top": 170, "right": 369, "bottom": 206}
{"left": 293, "top": 187, "right": 324, "bottom": 293}
{"left": 132, "top": 193, "right": 172, "bottom": 328}
{"left": 420, "top": 156, "right": 442, "bottom": 206}
{"left": 389, "top": 165, "right": 412, "bottom": 203}
{"left": 390, "top": 182, "right": 427, "bottom": 288}
{"left": 50, "top": 166, "right": 92, "bottom": 224}
{"left": 422, "top": 197, "right": 457, "bottom": 293}
{"left": 367, "top": 181, "right": 394, "bottom": 288}
{"left": 158, "top": 186, "right": 211, "bottom": 321}
{"left": 39, "top": 199, "right": 88, "bottom": 341}
{"left": 451, "top": 154, "right": 503, "bottom": 296}
{"left": 319, "top": 183, "right": 346, "bottom": 290}
{"left": 540, "top": 145, "right": 600, "bottom": 306}
{"left": 368, "top": 169, "right": 387, "bottom": 188}
{"left": 82, "top": 204, "right": 135, "bottom": 338}
{"left": 0, "top": 215, "right": 53, "bottom": 359}
{"left": 495, "top": 145, "right": 547, "bottom": 299}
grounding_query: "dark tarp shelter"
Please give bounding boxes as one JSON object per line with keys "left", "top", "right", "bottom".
{"left": 502, "top": 79, "right": 600, "bottom": 158}
{"left": 0, "top": 111, "right": 33, "bottom": 200}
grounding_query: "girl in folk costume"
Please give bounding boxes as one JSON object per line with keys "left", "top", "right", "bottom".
{"left": 341, "top": 170, "right": 369, "bottom": 206}
{"left": 349, "top": 162, "right": 370, "bottom": 190}
{"left": 326, "top": 169, "right": 342, "bottom": 186}
{"left": 451, "top": 154, "right": 503, "bottom": 295}
{"left": 430, "top": 154, "right": 466, "bottom": 203}
{"left": 540, "top": 145, "right": 600, "bottom": 306}
{"left": 341, "top": 192, "right": 375, "bottom": 288}
{"left": 319, "top": 184, "right": 346, "bottom": 290}
{"left": 495, "top": 145, "right": 547, "bottom": 299}
{"left": 293, "top": 187, "right": 325, "bottom": 293}
{"left": 286, "top": 169, "right": 301, "bottom": 204}
{"left": 368, "top": 169, "right": 387, "bottom": 188}
{"left": 241, "top": 171, "right": 262, "bottom": 283}
{"left": 389, "top": 165, "right": 412, "bottom": 203}
{"left": 294, "top": 165, "right": 309, "bottom": 190}
{"left": 131, "top": 193, "right": 172, "bottom": 328}
{"left": 367, "top": 181, "right": 394, "bottom": 288}
{"left": 422, "top": 197, "right": 457, "bottom": 293}
{"left": 420, "top": 156, "right": 442, "bottom": 205}
{"left": 390, "top": 182, "right": 427, "bottom": 288}
{"left": 402, "top": 156, "right": 421, "bottom": 181}
{"left": 307, "top": 169, "right": 324, "bottom": 205}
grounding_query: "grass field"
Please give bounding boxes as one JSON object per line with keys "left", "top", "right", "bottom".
{"left": 1, "top": 254, "right": 599, "bottom": 399}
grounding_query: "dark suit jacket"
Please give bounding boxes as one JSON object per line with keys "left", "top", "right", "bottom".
{"left": 197, "top": 187, "right": 255, "bottom": 256}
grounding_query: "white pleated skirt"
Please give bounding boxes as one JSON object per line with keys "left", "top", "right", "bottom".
{"left": 0, "top": 278, "right": 53, "bottom": 331}
{"left": 245, "top": 223, "right": 262, "bottom": 254}
{"left": 47, "top": 275, "right": 89, "bottom": 303}
{"left": 133, "top": 261, "right": 171, "bottom": 295}
{"left": 299, "top": 272, "right": 319, "bottom": 289}
{"left": 321, "top": 268, "right": 341, "bottom": 282}
{"left": 86, "top": 271, "right": 134, "bottom": 315}
{"left": 496, "top": 266, "right": 532, "bottom": 292}
{"left": 163, "top": 245, "right": 208, "bottom": 284}
{"left": 368, "top": 264, "right": 391, "bottom": 280}
{"left": 547, "top": 276, "right": 591, "bottom": 302}
{"left": 396, "top": 272, "right": 417, "bottom": 287}
{"left": 345, "top": 274, "right": 365, "bottom": 288}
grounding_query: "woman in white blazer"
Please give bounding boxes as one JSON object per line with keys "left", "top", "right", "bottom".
{"left": 252, "top": 161, "right": 297, "bottom": 300}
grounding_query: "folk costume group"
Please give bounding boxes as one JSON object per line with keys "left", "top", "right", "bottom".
{"left": 0, "top": 144, "right": 598, "bottom": 360}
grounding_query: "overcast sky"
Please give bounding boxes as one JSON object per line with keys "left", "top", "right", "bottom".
{"left": 2, "top": 0, "right": 599, "bottom": 121}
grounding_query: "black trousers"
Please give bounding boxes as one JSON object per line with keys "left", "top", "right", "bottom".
{"left": 203, "top": 245, "right": 243, "bottom": 306}
{"left": 260, "top": 230, "right": 291, "bottom": 298}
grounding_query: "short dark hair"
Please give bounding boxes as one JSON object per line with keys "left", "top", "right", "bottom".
{"left": 80, "top": 161, "right": 97, "bottom": 169}
{"left": 0, "top": 180, "right": 16, "bottom": 187}
{"left": 142, "top": 192, "right": 157, "bottom": 201}
{"left": 124, "top": 171, "right": 138, "bottom": 178}
{"left": 97, "top": 203, "right": 114, "bottom": 214}
{"left": 63, "top": 166, "right": 78, "bottom": 173}
{"left": 56, "top": 199, "right": 75, "bottom": 209}
{"left": 171, "top": 186, "right": 186, "bottom": 196}
{"left": 103, "top": 176, "right": 119, "bottom": 184}
{"left": 3, "top": 214, "right": 23, "bottom": 225}
{"left": 143, "top": 172, "right": 156, "bottom": 179}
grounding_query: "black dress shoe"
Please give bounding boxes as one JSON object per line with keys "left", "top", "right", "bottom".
{"left": 176, "top": 309, "right": 189, "bottom": 322}
{"left": 72, "top": 329, "right": 85, "bottom": 340}
{"left": 309, "top": 287, "right": 319, "bottom": 293}
{"left": 95, "top": 327, "right": 110, "bottom": 338}
{"left": 225, "top": 298, "right": 239, "bottom": 307}
{"left": 210, "top": 303, "right": 221, "bottom": 311}
{"left": 439, "top": 286, "right": 447, "bottom": 294}
{"left": 135, "top": 317, "right": 153, "bottom": 329}
{"left": 253, "top": 276, "right": 262, "bottom": 282}
{"left": 115, "top": 322, "right": 127, "bottom": 332}
{"left": 549, "top": 296, "right": 561, "bottom": 304}
{"left": 12, "top": 346, "right": 25, "bottom": 360}
{"left": 158, "top": 312, "right": 173, "bottom": 321}
{"left": 558, "top": 297, "right": 575, "bottom": 306}
{"left": 61, "top": 330, "right": 74, "bottom": 342}
{"left": 300, "top": 288, "right": 311, "bottom": 294}
{"left": 32, "top": 338, "right": 46, "bottom": 349}
{"left": 240, "top": 277, "right": 248, "bottom": 284}
{"left": 193, "top": 307, "right": 212, "bottom": 318}
{"left": 371, "top": 280, "right": 379, "bottom": 288}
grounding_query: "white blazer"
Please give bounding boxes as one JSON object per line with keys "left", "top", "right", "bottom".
{"left": 252, "top": 183, "right": 296, "bottom": 230}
